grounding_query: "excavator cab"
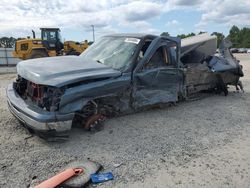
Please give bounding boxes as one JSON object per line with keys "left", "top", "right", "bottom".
{"left": 40, "top": 28, "right": 64, "bottom": 54}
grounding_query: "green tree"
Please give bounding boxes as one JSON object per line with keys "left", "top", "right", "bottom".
{"left": 177, "top": 34, "right": 187, "bottom": 39}
{"left": 186, "top": 32, "right": 195, "bottom": 38}
{"left": 198, "top": 31, "right": 206, "bottom": 34}
{"left": 160, "top": 32, "right": 170, "bottom": 37}
{"left": 0, "top": 37, "right": 16, "bottom": 48}
{"left": 177, "top": 32, "right": 195, "bottom": 39}
{"left": 228, "top": 25, "right": 240, "bottom": 47}
{"left": 227, "top": 25, "right": 250, "bottom": 48}
{"left": 239, "top": 27, "right": 250, "bottom": 48}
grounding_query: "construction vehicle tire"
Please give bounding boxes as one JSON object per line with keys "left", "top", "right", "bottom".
{"left": 28, "top": 50, "right": 48, "bottom": 59}
{"left": 66, "top": 49, "right": 80, "bottom": 56}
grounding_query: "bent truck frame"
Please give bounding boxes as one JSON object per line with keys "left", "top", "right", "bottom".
{"left": 7, "top": 33, "right": 243, "bottom": 140}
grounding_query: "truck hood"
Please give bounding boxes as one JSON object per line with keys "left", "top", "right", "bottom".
{"left": 17, "top": 56, "right": 122, "bottom": 87}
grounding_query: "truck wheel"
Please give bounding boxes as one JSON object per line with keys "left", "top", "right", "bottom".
{"left": 72, "top": 101, "right": 106, "bottom": 131}
{"left": 28, "top": 50, "right": 48, "bottom": 59}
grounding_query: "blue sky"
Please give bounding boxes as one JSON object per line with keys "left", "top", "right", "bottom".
{"left": 0, "top": 0, "right": 249, "bottom": 42}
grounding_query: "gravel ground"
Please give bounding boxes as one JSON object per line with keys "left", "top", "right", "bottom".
{"left": 0, "top": 54, "right": 250, "bottom": 188}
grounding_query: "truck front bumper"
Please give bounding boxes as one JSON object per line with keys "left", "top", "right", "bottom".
{"left": 6, "top": 84, "right": 74, "bottom": 139}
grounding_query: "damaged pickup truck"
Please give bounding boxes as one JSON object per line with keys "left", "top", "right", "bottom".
{"left": 7, "top": 33, "right": 243, "bottom": 140}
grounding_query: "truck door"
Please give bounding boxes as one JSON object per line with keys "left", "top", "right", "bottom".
{"left": 132, "top": 38, "right": 184, "bottom": 109}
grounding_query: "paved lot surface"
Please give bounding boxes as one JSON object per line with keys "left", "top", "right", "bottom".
{"left": 0, "top": 54, "right": 250, "bottom": 187}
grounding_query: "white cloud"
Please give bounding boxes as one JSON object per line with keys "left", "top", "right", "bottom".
{"left": 164, "top": 0, "right": 202, "bottom": 11}
{"left": 195, "top": 0, "right": 250, "bottom": 30}
{"left": 170, "top": 0, "right": 202, "bottom": 7}
{"left": 116, "top": 1, "right": 163, "bottom": 22}
{"left": 0, "top": 0, "right": 164, "bottom": 38}
{"left": 166, "top": 20, "right": 180, "bottom": 27}
{"left": 0, "top": 0, "right": 249, "bottom": 39}
{"left": 165, "top": 0, "right": 250, "bottom": 32}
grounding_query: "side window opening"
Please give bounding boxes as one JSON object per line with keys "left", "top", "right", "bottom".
{"left": 143, "top": 46, "right": 169, "bottom": 69}
{"left": 138, "top": 40, "right": 152, "bottom": 60}
{"left": 169, "top": 46, "right": 177, "bottom": 65}
{"left": 43, "top": 31, "right": 56, "bottom": 41}
{"left": 48, "top": 31, "right": 56, "bottom": 41}
{"left": 181, "top": 50, "right": 205, "bottom": 65}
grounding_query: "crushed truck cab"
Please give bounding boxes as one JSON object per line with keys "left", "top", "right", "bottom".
{"left": 7, "top": 33, "right": 243, "bottom": 140}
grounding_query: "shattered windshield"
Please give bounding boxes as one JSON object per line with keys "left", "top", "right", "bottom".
{"left": 80, "top": 36, "right": 140, "bottom": 71}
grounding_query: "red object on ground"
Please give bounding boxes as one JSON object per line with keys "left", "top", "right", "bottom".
{"left": 35, "top": 168, "right": 83, "bottom": 188}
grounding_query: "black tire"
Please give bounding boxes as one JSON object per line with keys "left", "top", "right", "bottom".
{"left": 28, "top": 50, "right": 48, "bottom": 59}
{"left": 66, "top": 49, "right": 80, "bottom": 56}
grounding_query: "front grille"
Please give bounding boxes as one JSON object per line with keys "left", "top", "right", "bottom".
{"left": 26, "top": 81, "right": 44, "bottom": 102}
{"left": 13, "top": 75, "right": 62, "bottom": 111}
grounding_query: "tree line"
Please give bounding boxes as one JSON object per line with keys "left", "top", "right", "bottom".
{"left": 0, "top": 25, "right": 249, "bottom": 48}
{"left": 0, "top": 36, "right": 92, "bottom": 48}
{"left": 163, "top": 26, "right": 250, "bottom": 48}
{"left": 228, "top": 25, "right": 250, "bottom": 48}
{"left": 0, "top": 37, "right": 17, "bottom": 48}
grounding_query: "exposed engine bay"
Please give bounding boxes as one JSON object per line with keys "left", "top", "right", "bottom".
{"left": 13, "top": 76, "right": 63, "bottom": 112}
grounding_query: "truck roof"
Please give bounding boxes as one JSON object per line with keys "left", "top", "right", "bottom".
{"left": 104, "top": 33, "right": 158, "bottom": 39}
{"left": 180, "top": 33, "right": 217, "bottom": 57}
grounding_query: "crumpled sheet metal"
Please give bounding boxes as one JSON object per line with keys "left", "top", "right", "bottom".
{"left": 59, "top": 36, "right": 243, "bottom": 116}
{"left": 59, "top": 74, "right": 131, "bottom": 114}
{"left": 209, "top": 39, "right": 243, "bottom": 76}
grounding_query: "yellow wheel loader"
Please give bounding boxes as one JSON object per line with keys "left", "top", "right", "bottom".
{"left": 13, "top": 28, "right": 88, "bottom": 60}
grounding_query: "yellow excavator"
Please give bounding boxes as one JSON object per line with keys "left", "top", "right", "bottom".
{"left": 13, "top": 28, "right": 88, "bottom": 60}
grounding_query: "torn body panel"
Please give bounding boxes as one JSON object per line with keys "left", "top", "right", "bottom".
{"left": 209, "top": 39, "right": 243, "bottom": 76}
{"left": 17, "top": 56, "right": 122, "bottom": 87}
{"left": 181, "top": 35, "right": 243, "bottom": 96}
{"left": 59, "top": 74, "right": 131, "bottom": 114}
{"left": 133, "top": 67, "right": 184, "bottom": 109}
